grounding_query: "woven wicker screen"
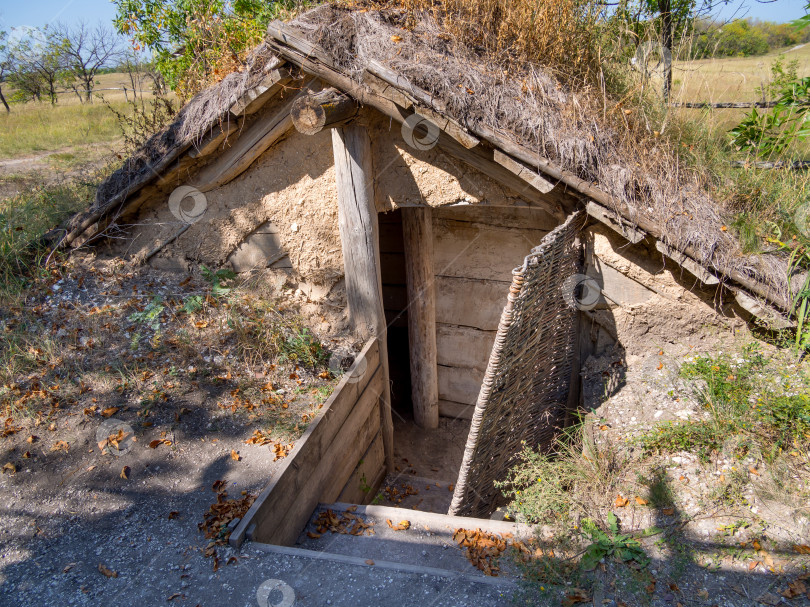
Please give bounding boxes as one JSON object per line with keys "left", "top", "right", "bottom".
{"left": 448, "top": 211, "right": 585, "bottom": 518}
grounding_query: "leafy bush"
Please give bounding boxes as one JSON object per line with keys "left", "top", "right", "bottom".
{"left": 495, "top": 424, "right": 625, "bottom": 527}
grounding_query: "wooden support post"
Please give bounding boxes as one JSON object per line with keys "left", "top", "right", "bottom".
{"left": 402, "top": 207, "right": 439, "bottom": 429}
{"left": 292, "top": 87, "right": 358, "bottom": 135}
{"left": 332, "top": 124, "right": 395, "bottom": 473}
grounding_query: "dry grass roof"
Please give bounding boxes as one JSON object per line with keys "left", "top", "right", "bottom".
{"left": 78, "top": 4, "right": 799, "bottom": 320}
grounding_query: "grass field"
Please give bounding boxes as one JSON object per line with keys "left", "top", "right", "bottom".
{"left": 0, "top": 72, "right": 169, "bottom": 159}
{"left": 674, "top": 43, "right": 810, "bottom": 104}
{"left": 0, "top": 101, "right": 129, "bottom": 159}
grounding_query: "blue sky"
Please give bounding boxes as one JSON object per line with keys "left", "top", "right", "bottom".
{"left": 0, "top": 0, "right": 808, "bottom": 31}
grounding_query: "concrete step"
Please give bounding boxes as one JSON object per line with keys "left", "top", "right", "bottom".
{"left": 285, "top": 501, "right": 534, "bottom": 581}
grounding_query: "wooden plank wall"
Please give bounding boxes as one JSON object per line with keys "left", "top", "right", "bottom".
{"left": 433, "top": 206, "right": 553, "bottom": 419}
{"left": 229, "top": 338, "right": 385, "bottom": 547}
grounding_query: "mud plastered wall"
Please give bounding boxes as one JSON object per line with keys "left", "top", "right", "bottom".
{"left": 366, "top": 112, "right": 531, "bottom": 210}
{"left": 583, "top": 224, "right": 748, "bottom": 354}
{"left": 580, "top": 223, "right": 750, "bottom": 406}
{"left": 118, "top": 127, "right": 342, "bottom": 288}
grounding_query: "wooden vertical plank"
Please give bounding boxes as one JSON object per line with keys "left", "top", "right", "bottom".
{"left": 402, "top": 207, "right": 439, "bottom": 429}
{"left": 332, "top": 125, "right": 394, "bottom": 473}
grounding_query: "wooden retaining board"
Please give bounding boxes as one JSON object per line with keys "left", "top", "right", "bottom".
{"left": 230, "top": 338, "right": 384, "bottom": 548}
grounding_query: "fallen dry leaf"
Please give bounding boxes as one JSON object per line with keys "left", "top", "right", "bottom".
{"left": 365, "top": 559, "right": 375, "bottom": 566}
{"left": 307, "top": 531, "right": 321, "bottom": 539}
{"left": 749, "top": 466, "right": 760, "bottom": 476}
{"left": 781, "top": 580, "right": 807, "bottom": 599}
{"left": 662, "top": 507, "right": 675, "bottom": 516}
{"left": 50, "top": 440, "right": 69, "bottom": 453}
{"left": 390, "top": 35, "right": 403, "bottom": 42}
{"left": 635, "top": 496, "right": 648, "bottom": 506}
{"left": 749, "top": 560, "right": 760, "bottom": 571}
{"left": 794, "top": 544, "right": 810, "bottom": 555}
{"left": 230, "top": 450, "right": 240, "bottom": 462}
{"left": 101, "top": 407, "right": 119, "bottom": 418}
{"left": 615, "top": 494, "right": 629, "bottom": 507}
{"left": 168, "top": 511, "right": 179, "bottom": 520}
{"left": 386, "top": 519, "right": 411, "bottom": 531}
{"left": 26, "top": 435, "right": 37, "bottom": 443}
{"left": 2, "top": 462, "right": 16, "bottom": 474}
{"left": 167, "top": 593, "right": 181, "bottom": 601}
{"left": 120, "top": 466, "right": 130, "bottom": 480}
{"left": 62, "top": 562, "right": 77, "bottom": 573}
{"left": 98, "top": 563, "right": 118, "bottom": 578}
{"left": 756, "top": 592, "right": 781, "bottom": 606}
{"left": 562, "top": 588, "right": 591, "bottom": 606}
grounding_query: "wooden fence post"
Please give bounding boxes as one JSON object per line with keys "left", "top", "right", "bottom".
{"left": 332, "top": 124, "right": 395, "bottom": 473}
{"left": 402, "top": 207, "right": 439, "bottom": 428}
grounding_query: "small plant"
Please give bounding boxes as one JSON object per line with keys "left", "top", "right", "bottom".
{"left": 278, "top": 327, "right": 328, "bottom": 369}
{"left": 579, "top": 512, "right": 649, "bottom": 571}
{"left": 182, "top": 294, "right": 204, "bottom": 315}
{"left": 128, "top": 296, "right": 164, "bottom": 332}
{"left": 201, "top": 265, "right": 236, "bottom": 297}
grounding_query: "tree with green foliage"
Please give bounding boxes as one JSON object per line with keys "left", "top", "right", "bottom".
{"left": 7, "top": 28, "right": 70, "bottom": 104}
{"left": 112, "top": 0, "right": 303, "bottom": 100}
{"left": 0, "top": 30, "right": 12, "bottom": 112}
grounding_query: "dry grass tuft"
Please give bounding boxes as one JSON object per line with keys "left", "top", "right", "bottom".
{"left": 399, "top": 0, "right": 599, "bottom": 86}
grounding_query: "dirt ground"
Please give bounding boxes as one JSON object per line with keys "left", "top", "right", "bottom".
{"left": 0, "top": 144, "right": 114, "bottom": 200}
{"left": 0, "top": 252, "right": 357, "bottom": 604}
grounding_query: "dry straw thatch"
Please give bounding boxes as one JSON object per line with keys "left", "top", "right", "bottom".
{"left": 92, "top": 3, "right": 798, "bottom": 313}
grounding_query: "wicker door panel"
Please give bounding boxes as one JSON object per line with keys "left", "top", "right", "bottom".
{"left": 448, "top": 212, "right": 584, "bottom": 518}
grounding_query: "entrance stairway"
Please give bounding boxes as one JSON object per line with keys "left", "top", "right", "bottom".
{"left": 245, "top": 499, "right": 533, "bottom": 606}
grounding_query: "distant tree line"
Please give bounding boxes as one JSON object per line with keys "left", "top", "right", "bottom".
{"left": 688, "top": 17, "right": 810, "bottom": 59}
{"left": 0, "top": 22, "right": 164, "bottom": 112}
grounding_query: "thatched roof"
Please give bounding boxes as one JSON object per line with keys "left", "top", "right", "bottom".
{"left": 63, "top": 4, "right": 798, "bottom": 326}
